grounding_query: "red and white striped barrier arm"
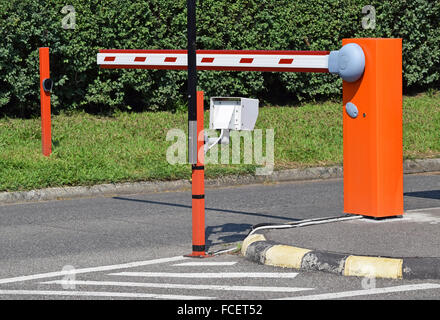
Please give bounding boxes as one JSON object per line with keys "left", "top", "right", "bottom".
{"left": 97, "top": 49, "right": 330, "bottom": 73}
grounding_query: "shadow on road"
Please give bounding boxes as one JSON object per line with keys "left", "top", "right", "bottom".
{"left": 404, "top": 190, "right": 440, "bottom": 200}
{"left": 205, "top": 223, "right": 252, "bottom": 249}
{"left": 113, "top": 196, "right": 299, "bottom": 221}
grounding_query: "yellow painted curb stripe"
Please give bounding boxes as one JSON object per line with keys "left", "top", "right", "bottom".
{"left": 344, "top": 256, "right": 403, "bottom": 279}
{"left": 264, "top": 245, "right": 311, "bottom": 269}
{"left": 241, "top": 234, "right": 266, "bottom": 256}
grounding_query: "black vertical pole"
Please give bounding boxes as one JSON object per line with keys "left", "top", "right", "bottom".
{"left": 187, "top": 0, "right": 197, "bottom": 164}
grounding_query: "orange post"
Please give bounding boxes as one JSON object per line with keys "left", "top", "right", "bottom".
{"left": 39, "top": 47, "right": 52, "bottom": 157}
{"left": 187, "top": 90, "right": 208, "bottom": 257}
{"left": 343, "top": 38, "right": 403, "bottom": 218}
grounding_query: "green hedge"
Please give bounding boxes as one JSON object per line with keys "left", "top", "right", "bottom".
{"left": 0, "top": 0, "right": 439, "bottom": 116}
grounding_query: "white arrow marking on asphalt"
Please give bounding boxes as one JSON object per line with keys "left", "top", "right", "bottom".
{"left": 0, "top": 289, "right": 213, "bottom": 300}
{"left": 277, "top": 283, "right": 440, "bottom": 300}
{"left": 0, "top": 256, "right": 187, "bottom": 285}
{"left": 43, "top": 280, "right": 313, "bottom": 293}
{"left": 110, "top": 272, "right": 300, "bottom": 278}
{"left": 172, "top": 262, "right": 237, "bottom": 266}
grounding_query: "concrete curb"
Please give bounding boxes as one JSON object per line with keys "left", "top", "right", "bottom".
{"left": 0, "top": 165, "right": 342, "bottom": 205}
{"left": 241, "top": 233, "right": 440, "bottom": 280}
{"left": 1, "top": 157, "right": 439, "bottom": 205}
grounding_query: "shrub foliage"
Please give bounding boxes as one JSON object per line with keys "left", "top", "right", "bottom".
{"left": 0, "top": 0, "right": 438, "bottom": 116}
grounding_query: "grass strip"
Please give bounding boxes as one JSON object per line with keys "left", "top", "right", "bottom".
{"left": 0, "top": 92, "right": 439, "bottom": 192}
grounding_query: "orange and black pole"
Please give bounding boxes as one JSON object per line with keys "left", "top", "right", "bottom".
{"left": 39, "top": 47, "right": 52, "bottom": 157}
{"left": 187, "top": 91, "right": 209, "bottom": 257}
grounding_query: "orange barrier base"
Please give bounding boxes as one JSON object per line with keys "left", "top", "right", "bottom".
{"left": 184, "top": 252, "right": 213, "bottom": 258}
{"left": 343, "top": 38, "right": 403, "bottom": 218}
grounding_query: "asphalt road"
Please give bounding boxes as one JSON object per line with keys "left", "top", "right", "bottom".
{"left": 0, "top": 173, "right": 439, "bottom": 300}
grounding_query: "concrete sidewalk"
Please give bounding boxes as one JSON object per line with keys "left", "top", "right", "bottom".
{"left": 242, "top": 207, "right": 440, "bottom": 280}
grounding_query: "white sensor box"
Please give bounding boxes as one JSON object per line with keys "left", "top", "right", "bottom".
{"left": 209, "top": 97, "right": 259, "bottom": 131}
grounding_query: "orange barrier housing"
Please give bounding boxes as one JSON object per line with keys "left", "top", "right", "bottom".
{"left": 39, "top": 47, "right": 52, "bottom": 157}
{"left": 343, "top": 38, "right": 403, "bottom": 218}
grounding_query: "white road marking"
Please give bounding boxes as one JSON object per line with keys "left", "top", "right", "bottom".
{"left": 0, "top": 289, "right": 213, "bottom": 300}
{"left": 404, "top": 210, "right": 440, "bottom": 225}
{"left": 352, "top": 207, "right": 440, "bottom": 224}
{"left": 278, "top": 283, "right": 440, "bottom": 300}
{"left": 110, "top": 272, "right": 299, "bottom": 278}
{"left": 0, "top": 255, "right": 187, "bottom": 285}
{"left": 172, "top": 262, "right": 237, "bottom": 266}
{"left": 43, "top": 280, "right": 313, "bottom": 293}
